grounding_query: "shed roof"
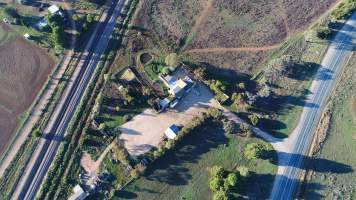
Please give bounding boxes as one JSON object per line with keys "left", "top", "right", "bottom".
{"left": 165, "top": 124, "right": 180, "bottom": 139}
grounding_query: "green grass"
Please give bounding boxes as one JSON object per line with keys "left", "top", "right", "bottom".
{"left": 303, "top": 55, "right": 356, "bottom": 199}
{"left": 98, "top": 104, "right": 147, "bottom": 129}
{"left": 259, "top": 33, "right": 329, "bottom": 138}
{"left": 115, "top": 124, "right": 277, "bottom": 200}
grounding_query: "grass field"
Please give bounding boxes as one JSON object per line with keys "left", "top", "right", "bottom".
{"left": 302, "top": 54, "right": 356, "bottom": 199}
{"left": 116, "top": 123, "right": 277, "bottom": 200}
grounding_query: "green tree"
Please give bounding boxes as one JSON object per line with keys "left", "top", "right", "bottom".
{"left": 213, "top": 190, "right": 229, "bottom": 200}
{"left": 223, "top": 120, "right": 236, "bottom": 134}
{"left": 161, "top": 66, "right": 171, "bottom": 75}
{"left": 165, "top": 53, "right": 179, "bottom": 67}
{"left": 248, "top": 113, "right": 259, "bottom": 126}
{"left": 33, "top": 129, "right": 41, "bottom": 138}
{"left": 244, "top": 142, "right": 266, "bottom": 159}
{"left": 99, "top": 123, "right": 106, "bottom": 130}
{"left": 210, "top": 165, "right": 225, "bottom": 179}
{"left": 316, "top": 26, "right": 332, "bottom": 39}
{"left": 223, "top": 173, "right": 237, "bottom": 191}
{"left": 236, "top": 166, "right": 249, "bottom": 177}
{"left": 193, "top": 67, "right": 206, "bottom": 80}
{"left": 209, "top": 177, "right": 223, "bottom": 192}
{"left": 86, "top": 14, "right": 95, "bottom": 23}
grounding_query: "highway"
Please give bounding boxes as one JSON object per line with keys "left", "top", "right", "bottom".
{"left": 270, "top": 12, "right": 356, "bottom": 199}
{"left": 10, "top": 0, "right": 127, "bottom": 199}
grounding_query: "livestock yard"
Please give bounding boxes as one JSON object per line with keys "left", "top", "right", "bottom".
{"left": 0, "top": 23, "right": 54, "bottom": 155}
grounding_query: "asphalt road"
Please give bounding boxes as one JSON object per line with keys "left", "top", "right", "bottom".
{"left": 270, "top": 12, "right": 356, "bottom": 199}
{"left": 11, "top": 0, "right": 127, "bottom": 199}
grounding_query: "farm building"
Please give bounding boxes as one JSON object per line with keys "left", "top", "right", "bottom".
{"left": 68, "top": 185, "right": 88, "bottom": 200}
{"left": 165, "top": 124, "right": 180, "bottom": 139}
{"left": 48, "top": 5, "right": 63, "bottom": 16}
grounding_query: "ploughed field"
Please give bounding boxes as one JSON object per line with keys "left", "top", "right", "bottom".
{"left": 0, "top": 23, "right": 54, "bottom": 156}
{"left": 134, "top": 0, "right": 337, "bottom": 76}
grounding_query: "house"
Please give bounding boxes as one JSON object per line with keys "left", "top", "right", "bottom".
{"left": 48, "top": 5, "right": 63, "bottom": 16}
{"left": 68, "top": 185, "right": 88, "bottom": 200}
{"left": 161, "top": 75, "right": 188, "bottom": 98}
{"left": 165, "top": 124, "right": 180, "bottom": 139}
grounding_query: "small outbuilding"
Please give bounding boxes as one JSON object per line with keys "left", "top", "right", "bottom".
{"left": 68, "top": 185, "right": 88, "bottom": 200}
{"left": 165, "top": 124, "right": 180, "bottom": 139}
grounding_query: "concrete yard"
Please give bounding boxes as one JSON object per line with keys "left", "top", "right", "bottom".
{"left": 119, "top": 83, "right": 219, "bottom": 155}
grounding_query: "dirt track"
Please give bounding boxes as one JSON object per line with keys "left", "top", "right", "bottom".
{"left": 0, "top": 36, "right": 54, "bottom": 155}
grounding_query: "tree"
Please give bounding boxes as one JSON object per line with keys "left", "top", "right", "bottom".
{"left": 4, "top": 7, "right": 19, "bottom": 19}
{"left": 86, "top": 14, "right": 95, "bottom": 23}
{"left": 210, "top": 165, "right": 225, "bottom": 179}
{"left": 165, "top": 53, "right": 179, "bottom": 67}
{"left": 244, "top": 142, "right": 267, "bottom": 159}
{"left": 238, "top": 82, "right": 246, "bottom": 90}
{"left": 193, "top": 67, "right": 206, "bottom": 80}
{"left": 236, "top": 166, "right": 249, "bottom": 177}
{"left": 213, "top": 190, "right": 229, "bottom": 200}
{"left": 99, "top": 123, "right": 106, "bottom": 130}
{"left": 223, "top": 120, "right": 236, "bottom": 134}
{"left": 130, "top": 168, "right": 140, "bottom": 179}
{"left": 209, "top": 177, "right": 223, "bottom": 192}
{"left": 161, "top": 66, "right": 171, "bottom": 75}
{"left": 248, "top": 113, "right": 259, "bottom": 126}
{"left": 316, "top": 26, "right": 332, "bottom": 39}
{"left": 223, "top": 173, "right": 237, "bottom": 191}
{"left": 33, "top": 129, "right": 41, "bottom": 138}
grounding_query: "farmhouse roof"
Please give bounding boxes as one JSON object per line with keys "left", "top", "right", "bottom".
{"left": 165, "top": 124, "right": 180, "bottom": 139}
{"left": 48, "top": 5, "right": 60, "bottom": 14}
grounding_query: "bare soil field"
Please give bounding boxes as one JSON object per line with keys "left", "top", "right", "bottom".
{"left": 0, "top": 27, "right": 54, "bottom": 156}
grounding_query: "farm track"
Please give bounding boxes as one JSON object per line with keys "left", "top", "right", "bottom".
{"left": 185, "top": 44, "right": 280, "bottom": 53}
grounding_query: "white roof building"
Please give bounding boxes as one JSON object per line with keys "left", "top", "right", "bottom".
{"left": 48, "top": 5, "right": 63, "bottom": 16}
{"left": 68, "top": 185, "right": 88, "bottom": 200}
{"left": 165, "top": 124, "right": 180, "bottom": 139}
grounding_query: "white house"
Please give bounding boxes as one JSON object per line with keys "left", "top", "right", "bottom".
{"left": 165, "top": 124, "right": 180, "bottom": 139}
{"left": 48, "top": 5, "right": 62, "bottom": 16}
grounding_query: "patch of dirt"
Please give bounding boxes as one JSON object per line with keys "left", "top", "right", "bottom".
{"left": 0, "top": 36, "right": 54, "bottom": 155}
{"left": 311, "top": 104, "right": 332, "bottom": 155}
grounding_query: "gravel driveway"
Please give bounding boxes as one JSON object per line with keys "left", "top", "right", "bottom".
{"left": 120, "top": 83, "right": 219, "bottom": 155}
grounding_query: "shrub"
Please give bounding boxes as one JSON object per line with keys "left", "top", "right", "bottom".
{"left": 316, "top": 26, "right": 332, "bottom": 39}
{"left": 165, "top": 53, "right": 179, "bottom": 67}
{"left": 236, "top": 166, "right": 249, "bottom": 177}
{"left": 223, "top": 120, "right": 236, "bottom": 134}
{"left": 161, "top": 66, "right": 171, "bottom": 75}
{"left": 123, "top": 114, "right": 132, "bottom": 122}
{"left": 248, "top": 113, "right": 259, "bottom": 126}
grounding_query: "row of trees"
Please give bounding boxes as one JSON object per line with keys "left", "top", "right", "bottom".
{"left": 45, "top": 13, "right": 65, "bottom": 52}
{"left": 331, "top": 0, "right": 356, "bottom": 20}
